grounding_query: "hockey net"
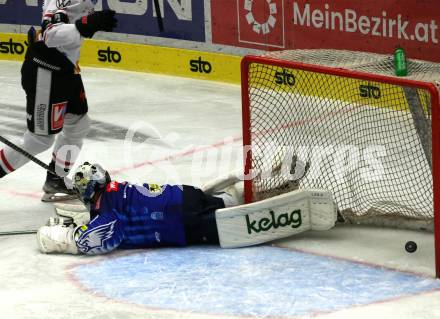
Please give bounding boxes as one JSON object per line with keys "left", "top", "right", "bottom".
{"left": 241, "top": 49, "right": 440, "bottom": 276}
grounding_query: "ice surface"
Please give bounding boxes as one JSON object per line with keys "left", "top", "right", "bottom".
{"left": 0, "top": 61, "right": 439, "bottom": 319}
{"left": 73, "top": 247, "right": 440, "bottom": 318}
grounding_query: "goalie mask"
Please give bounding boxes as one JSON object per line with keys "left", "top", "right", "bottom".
{"left": 73, "top": 162, "right": 110, "bottom": 206}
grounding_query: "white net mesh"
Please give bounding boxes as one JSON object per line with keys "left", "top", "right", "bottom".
{"left": 264, "top": 49, "right": 440, "bottom": 83}
{"left": 243, "top": 49, "right": 439, "bottom": 227}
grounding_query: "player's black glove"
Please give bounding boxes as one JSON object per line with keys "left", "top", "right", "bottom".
{"left": 75, "top": 10, "right": 117, "bottom": 38}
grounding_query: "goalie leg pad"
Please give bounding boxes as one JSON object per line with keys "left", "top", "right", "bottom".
{"left": 215, "top": 189, "right": 336, "bottom": 248}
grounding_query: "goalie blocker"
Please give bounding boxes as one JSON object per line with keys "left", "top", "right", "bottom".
{"left": 215, "top": 189, "right": 337, "bottom": 248}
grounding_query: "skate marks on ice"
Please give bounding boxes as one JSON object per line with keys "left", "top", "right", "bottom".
{"left": 0, "top": 103, "right": 159, "bottom": 144}
{"left": 70, "top": 246, "right": 440, "bottom": 318}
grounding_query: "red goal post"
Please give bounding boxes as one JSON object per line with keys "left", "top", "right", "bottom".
{"left": 241, "top": 51, "right": 440, "bottom": 278}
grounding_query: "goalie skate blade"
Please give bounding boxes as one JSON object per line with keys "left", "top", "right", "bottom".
{"left": 0, "top": 229, "right": 37, "bottom": 236}
{"left": 41, "top": 192, "right": 79, "bottom": 203}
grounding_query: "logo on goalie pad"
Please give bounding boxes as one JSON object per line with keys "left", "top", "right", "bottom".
{"left": 246, "top": 209, "right": 302, "bottom": 234}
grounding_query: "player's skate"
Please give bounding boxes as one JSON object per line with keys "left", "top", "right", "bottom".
{"left": 42, "top": 173, "right": 78, "bottom": 202}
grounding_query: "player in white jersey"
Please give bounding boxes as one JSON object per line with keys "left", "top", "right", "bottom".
{"left": 0, "top": 0, "right": 117, "bottom": 201}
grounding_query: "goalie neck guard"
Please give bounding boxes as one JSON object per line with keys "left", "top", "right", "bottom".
{"left": 73, "top": 162, "right": 110, "bottom": 207}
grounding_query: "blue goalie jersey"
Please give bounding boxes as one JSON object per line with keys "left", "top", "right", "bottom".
{"left": 75, "top": 181, "right": 187, "bottom": 255}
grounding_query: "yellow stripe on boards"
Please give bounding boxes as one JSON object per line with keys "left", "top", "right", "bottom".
{"left": 0, "top": 32, "right": 241, "bottom": 84}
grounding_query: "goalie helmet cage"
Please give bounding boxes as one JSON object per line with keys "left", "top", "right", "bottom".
{"left": 240, "top": 49, "right": 440, "bottom": 278}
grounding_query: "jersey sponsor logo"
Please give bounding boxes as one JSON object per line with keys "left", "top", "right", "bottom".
{"left": 26, "top": 113, "right": 32, "bottom": 121}
{"left": 148, "top": 184, "right": 161, "bottom": 192}
{"left": 36, "top": 103, "right": 47, "bottom": 132}
{"left": 77, "top": 220, "right": 116, "bottom": 254}
{"left": 359, "top": 84, "right": 381, "bottom": 99}
{"left": 137, "top": 183, "right": 163, "bottom": 198}
{"left": 0, "top": 38, "right": 28, "bottom": 55}
{"left": 51, "top": 102, "right": 67, "bottom": 130}
{"left": 148, "top": 183, "right": 162, "bottom": 193}
{"left": 274, "top": 69, "right": 295, "bottom": 86}
{"left": 56, "top": 0, "right": 72, "bottom": 9}
{"left": 245, "top": 209, "right": 302, "bottom": 234}
{"left": 106, "top": 181, "right": 119, "bottom": 192}
{"left": 189, "top": 57, "right": 212, "bottom": 74}
{"left": 98, "top": 47, "right": 122, "bottom": 63}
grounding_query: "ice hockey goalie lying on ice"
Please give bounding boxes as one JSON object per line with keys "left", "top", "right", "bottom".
{"left": 37, "top": 162, "right": 337, "bottom": 255}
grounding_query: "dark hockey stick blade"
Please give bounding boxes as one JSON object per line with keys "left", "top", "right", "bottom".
{"left": 153, "top": 0, "right": 164, "bottom": 32}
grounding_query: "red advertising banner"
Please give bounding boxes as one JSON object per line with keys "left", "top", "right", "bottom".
{"left": 212, "top": 0, "right": 440, "bottom": 63}
{"left": 238, "top": 0, "right": 285, "bottom": 48}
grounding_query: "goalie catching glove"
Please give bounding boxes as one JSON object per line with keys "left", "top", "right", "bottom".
{"left": 75, "top": 10, "right": 117, "bottom": 38}
{"left": 37, "top": 203, "right": 90, "bottom": 254}
{"left": 37, "top": 224, "right": 79, "bottom": 254}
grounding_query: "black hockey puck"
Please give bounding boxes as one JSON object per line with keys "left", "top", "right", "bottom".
{"left": 405, "top": 241, "right": 417, "bottom": 253}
